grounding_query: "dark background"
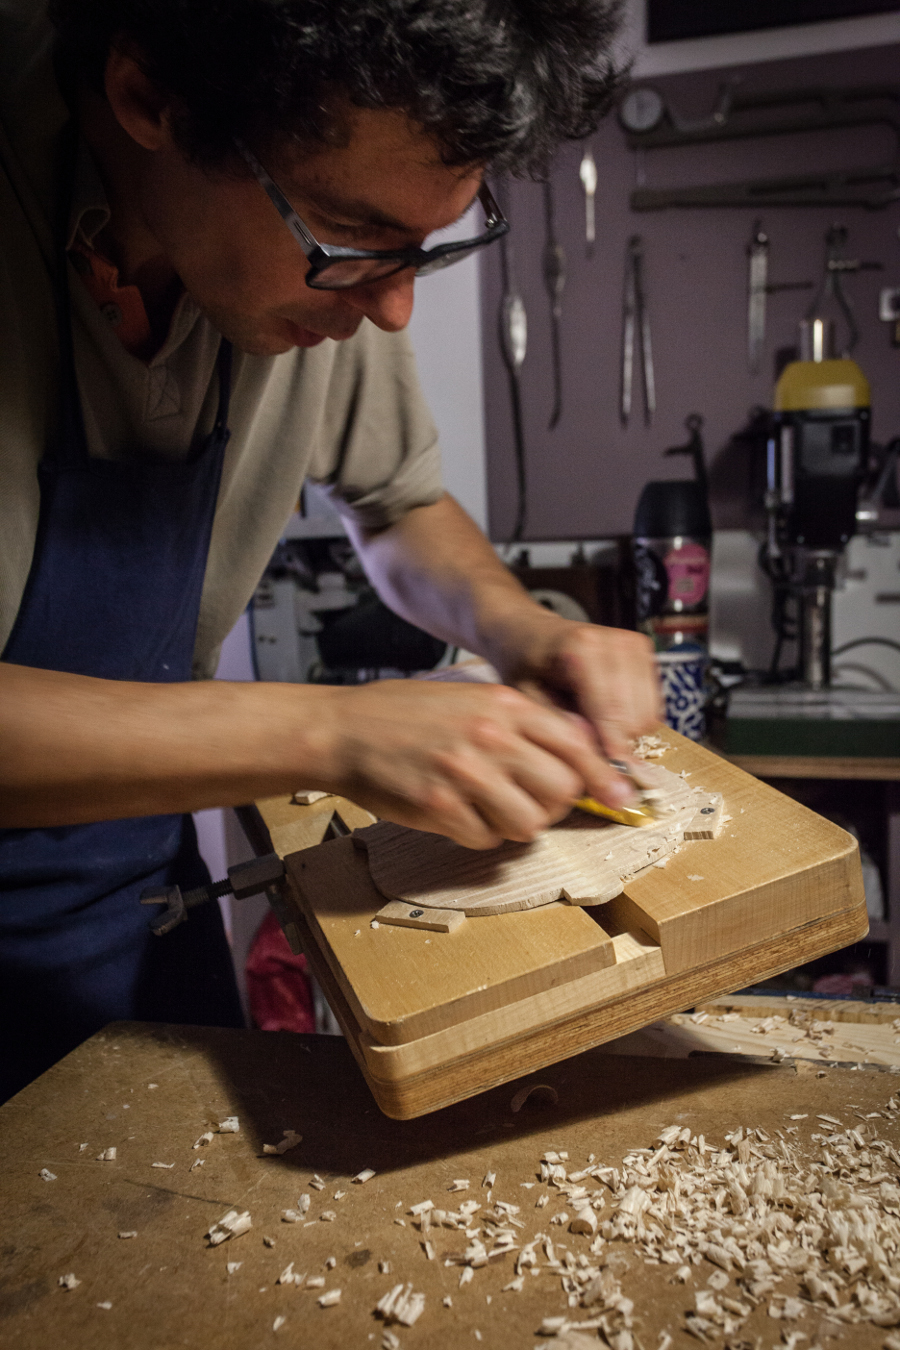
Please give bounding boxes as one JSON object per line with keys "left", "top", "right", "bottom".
{"left": 647, "top": 1, "right": 900, "bottom": 44}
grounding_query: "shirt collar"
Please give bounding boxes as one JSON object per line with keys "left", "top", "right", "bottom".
{"left": 65, "top": 134, "right": 111, "bottom": 252}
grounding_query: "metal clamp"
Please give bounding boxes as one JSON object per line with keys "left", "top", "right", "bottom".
{"left": 140, "top": 852, "right": 286, "bottom": 937}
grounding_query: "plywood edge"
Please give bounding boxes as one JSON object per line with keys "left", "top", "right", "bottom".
{"left": 356, "top": 928, "right": 665, "bottom": 1081}
{"left": 286, "top": 838, "right": 617, "bottom": 1047}
{"left": 360, "top": 896, "right": 871, "bottom": 1118}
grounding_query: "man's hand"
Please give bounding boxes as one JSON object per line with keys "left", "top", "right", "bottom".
{"left": 347, "top": 494, "right": 663, "bottom": 816}
{"left": 310, "top": 678, "right": 611, "bottom": 849}
{"left": 492, "top": 610, "right": 663, "bottom": 786}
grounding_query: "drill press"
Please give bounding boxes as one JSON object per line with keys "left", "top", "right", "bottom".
{"left": 763, "top": 350, "right": 870, "bottom": 691}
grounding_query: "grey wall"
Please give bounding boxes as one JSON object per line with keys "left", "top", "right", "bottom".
{"left": 482, "top": 42, "right": 900, "bottom": 541}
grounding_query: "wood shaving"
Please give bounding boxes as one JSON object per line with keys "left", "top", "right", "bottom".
{"left": 325, "top": 1257, "right": 336, "bottom": 1270}
{"left": 510, "top": 1084, "right": 558, "bottom": 1112}
{"left": 376, "top": 1283, "right": 426, "bottom": 1326}
{"left": 354, "top": 1168, "right": 376, "bottom": 1184}
{"left": 58, "top": 1273, "right": 80, "bottom": 1290}
{"left": 192, "top": 1132, "right": 214, "bottom": 1149}
{"left": 263, "top": 1236, "right": 275, "bottom": 1247}
{"left": 272, "top": 1315, "right": 286, "bottom": 1332}
{"left": 306, "top": 1276, "right": 325, "bottom": 1288}
{"left": 190, "top": 1159, "right": 205, "bottom": 1172}
{"left": 293, "top": 790, "right": 331, "bottom": 804}
{"left": 151, "top": 1162, "right": 175, "bottom": 1169}
{"left": 318, "top": 1288, "right": 341, "bottom": 1307}
{"left": 96, "top": 1301, "right": 112, "bottom": 1310}
{"left": 117, "top": 1230, "right": 137, "bottom": 1240}
{"left": 206, "top": 1209, "right": 252, "bottom": 1246}
{"left": 217, "top": 1116, "right": 240, "bottom": 1133}
{"left": 448, "top": 1180, "right": 470, "bottom": 1192}
{"left": 263, "top": 1129, "right": 302, "bottom": 1155}
{"left": 226, "top": 1262, "right": 242, "bottom": 1275}
{"left": 39, "top": 1168, "right": 57, "bottom": 1181}
{"left": 320, "top": 1211, "right": 336, "bottom": 1223}
{"left": 96, "top": 1148, "right": 116, "bottom": 1162}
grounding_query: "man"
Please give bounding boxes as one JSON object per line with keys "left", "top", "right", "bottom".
{"left": 0, "top": 0, "right": 659, "bottom": 1096}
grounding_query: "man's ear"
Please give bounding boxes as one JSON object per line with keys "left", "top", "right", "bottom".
{"left": 103, "top": 46, "right": 175, "bottom": 152}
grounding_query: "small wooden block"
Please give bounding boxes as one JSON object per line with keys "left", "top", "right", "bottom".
{"left": 293, "top": 789, "right": 333, "bottom": 805}
{"left": 375, "top": 901, "right": 467, "bottom": 933}
{"left": 683, "top": 793, "right": 725, "bottom": 840}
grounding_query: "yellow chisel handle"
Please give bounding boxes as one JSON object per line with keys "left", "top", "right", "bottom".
{"left": 572, "top": 795, "right": 657, "bottom": 828}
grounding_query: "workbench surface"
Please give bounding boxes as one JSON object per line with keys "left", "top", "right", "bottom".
{"left": 2, "top": 1020, "right": 900, "bottom": 1349}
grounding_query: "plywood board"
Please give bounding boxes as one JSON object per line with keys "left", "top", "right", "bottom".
{"left": 294, "top": 898, "right": 868, "bottom": 1117}
{"left": 354, "top": 764, "right": 721, "bottom": 915}
{"left": 290, "top": 838, "right": 616, "bottom": 1046}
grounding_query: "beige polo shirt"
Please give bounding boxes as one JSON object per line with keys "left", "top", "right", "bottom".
{"left": 0, "top": 3, "right": 445, "bottom": 677}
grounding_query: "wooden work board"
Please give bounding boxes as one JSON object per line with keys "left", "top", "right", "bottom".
{"left": 253, "top": 730, "right": 868, "bottom": 1119}
{"left": 3, "top": 1020, "right": 899, "bottom": 1350}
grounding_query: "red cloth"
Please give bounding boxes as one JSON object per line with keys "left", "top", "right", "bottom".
{"left": 246, "top": 909, "right": 316, "bottom": 1033}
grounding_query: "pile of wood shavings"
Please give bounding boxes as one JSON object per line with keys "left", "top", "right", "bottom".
{"left": 402, "top": 1095, "right": 900, "bottom": 1349}
{"left": 633, "top": 735, "right": 670, "bottom": 761}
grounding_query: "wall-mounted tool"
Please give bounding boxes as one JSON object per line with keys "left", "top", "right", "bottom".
{"left": 801, "top": 224, "right": 883, "bottom": 359}
{"left": 620, "top": 84, "right": 900, "bottom": 210}
{"left": 747, "top": 221, "right": 813, "bottom": 374}
{"left": 542, "top": 180, "right": 566, "bottom": 430}
{"left": 748, "top": 223, "right": 769, "bottom": 377}
{"left": 497, "top": 184, "right": 528, "bottom": 541}
{"left": 621, "top": 235, "right": 655, "bottom": 427}
{"left": 578, "top": 145, "right": 597, "bottom": 256}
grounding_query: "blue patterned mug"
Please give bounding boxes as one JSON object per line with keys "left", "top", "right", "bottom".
{"left": 656, "top": 644, "right": 707, "bottom": 741}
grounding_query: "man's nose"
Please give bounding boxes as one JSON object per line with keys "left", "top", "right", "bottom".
{"left": 344, "top": 268, "right": 416, "bottom": 332}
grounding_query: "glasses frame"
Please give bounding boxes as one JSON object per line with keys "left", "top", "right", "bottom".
{"left": 235, "top": 139, "right": 508, "bottom": 291}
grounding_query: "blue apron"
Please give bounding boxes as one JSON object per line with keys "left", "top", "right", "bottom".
{"left": 0, "top": 150, "right": 243, "bottom": 1100}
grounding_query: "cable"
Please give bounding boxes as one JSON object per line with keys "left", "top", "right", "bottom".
{"left": 832, "top": 637, "right": 900, "bottom": 657}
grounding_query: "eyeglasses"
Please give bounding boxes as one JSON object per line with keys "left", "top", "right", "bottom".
{"left": 236, "top": 140, "right": 508, "bottom": 291}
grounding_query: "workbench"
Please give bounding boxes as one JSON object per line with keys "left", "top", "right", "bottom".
{"left": 3, "top": 1013, "right": 899, "bottom": 1349}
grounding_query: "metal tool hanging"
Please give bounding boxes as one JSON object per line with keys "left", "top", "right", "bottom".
{"left": 803, "top": 223, "right": 883, "bottom": 357}
{"left": 578, "top": 145, "right": 597, "bottom": 256}
{"left": 497, "top": 182, "right": 528, "bottom": 541}
{"left": 621, "top": 234, "right": 655, "bottom": 427}
{"left": 542, "top": 179, "right": 566, "bottom": 430}
{"left": 747, "top": 222, "right": 768, "bottom": 376}
{"left": 747, "top": 220, "right": 814, "bottom": 374}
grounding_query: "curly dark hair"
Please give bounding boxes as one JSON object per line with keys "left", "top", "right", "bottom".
{"left": 49, "top": 0, "right": 624, "bottom": 175}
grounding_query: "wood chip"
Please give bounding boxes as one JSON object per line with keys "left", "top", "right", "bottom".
{"left": 263, "top": 1130, "right": 302, "bottom": 1155}
{"left": 318, "top": 1289, "right": 341, "bottom": 1308}
{"left": 206, "top": 1210, "right": 252, "bottom": 1246}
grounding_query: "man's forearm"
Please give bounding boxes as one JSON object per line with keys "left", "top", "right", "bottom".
{"left": 345, "top": 493, "right": 557, "bottom": 678}
{"left": 0, "top": 663, "right": 332, "bottom": 827}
